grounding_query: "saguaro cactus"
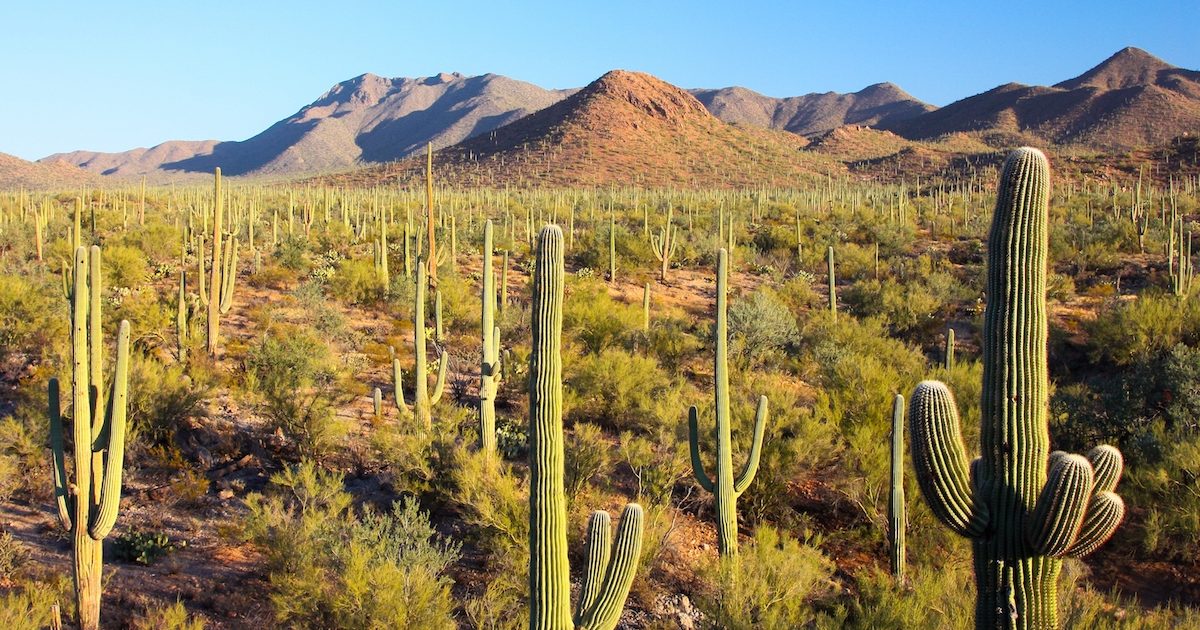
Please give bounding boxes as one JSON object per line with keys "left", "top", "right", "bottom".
{"left": 827, "top": 245, "right": 837, "bottom": 322}
{"left": 650, "top": 206, "right": 678, "bottom": 283}
{"left": 909, "top": 148, "right": 1125, "bottom": 630}
{"left": 480, "top": 220, "right": 502, "bottom": 455}
{"left": 394, "top": 259, "right": 448, "bottom": 428}
{"left": 688, "top": 248, "right": 769, "bottom": 556}
{"left": 888, "top": 394, "right": 906, "bottom": 580}
{"left": 206, "top": 168, "right": 223, "bottom": 354}
{"left": 529, "top": 225, "right": 644, "bottom": 630}
{"left": 944, "top": 327, "right": 956, "bottom": 371}
{"left": 50, "top": 245, "right": 131, "bottom": 630}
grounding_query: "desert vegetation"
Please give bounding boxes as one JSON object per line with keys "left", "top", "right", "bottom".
{"left": 2, "top": 143, "right": 1200, "bottom": 630}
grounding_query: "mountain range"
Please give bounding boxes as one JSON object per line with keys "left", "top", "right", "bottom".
{"left": 23, "top": 46, "right": 1200, "bottom": 186}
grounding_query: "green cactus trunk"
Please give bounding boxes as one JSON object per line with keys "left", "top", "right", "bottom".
{"left": 176, "top": 271, "right": 187, "bottom": 363}
{"left": 394, "top": 260, "right": 447, "bottom": 428}
{"left": 480, "top": 220, "right": 500, "bottom": 455}
{"left": 50, "top": 246, "right": 131, "bottom": 630}
{"left": 642, "top": 283, "right": 650, "bottom": 332}
{"left": 688, "top": 248, "right": 768, "bottom": 557}
{"left": 945, "top": 327, "right": 956, "bottom": 371}
{"left": 827, "top": 245, "right": 837, "bottom": 322}
{"left": 528, "top": 225, "right": 644, "bottom": 630}
{"left": 206, "top": 168, "right": 223, "bottom": 355}
{"left": 909, "top": 149, "right": 1126, "bottom": 630}
{"left": 889, "top": 394, "right": 906, "bottom": 580}
{"left": 608, "top": 215, "right": 617, "bottom": 283}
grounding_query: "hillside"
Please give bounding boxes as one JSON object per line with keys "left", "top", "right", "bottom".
{"left": 42, "top": 72, "right": 571, "bottom": 178}
{"left": 326, "top": 70, "right": 842, "bottom": 188}
{"left": 0, "top": 152, "right": 96, "bottom": 189}
{"left": 692, "top": 82, "right": 934, "bottom": 137}
{"left": 882, "top": 47, "right": 1200, "bottom": 151}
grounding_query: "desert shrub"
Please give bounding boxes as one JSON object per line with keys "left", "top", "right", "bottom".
{"left": 110, "top": 287, "right": 171, "bottom": 341}
{"left": 0, "top": 531, "right": 29, "bottom": 578}
{"left": 727, "top": 287, "right": 798, "bottom": 361}
{"left": 1127, "top": 429, "right": 1200, "bottom": 558}
{"left": 565, "top": 349, "right": 683, "bottom": 434}
{"left": 694, "top": 525, "right": 836, "bottom": 628}
{"left": 131, "top": 600, "right": 206, "bottom": 630}
{"left": 644, "top": 317, "right": 703, "bottom": 374}
{"left": 1087, "top": 293, "right": 1200, "bottom": 366}
{"left": 563, "top": 422, "right": 610, "bottom": 501}
{"left": 327, "top": 257, "right": 385, "bottom": 304}
{"left": 116, "top": 223, "right": 180, "bottom": 264}
{"left": 102, "top": 244, "right": 151, "bottom": 289}
{"left": 245, "top": 327, "right": 349, "bottom": 460}
{"left": 563, "top": 279, "right": 641, "bottom": 354}
{"left": 619, "top": 428, "right": 689, "bottom": 507}
{"left": 127, "top": 357, "right": 213, "bottom": 448}
{"left": 249, "top": 263, "right": 299, "bottom": 291}
{"left": 274, "top": 236, "right": 310, "bottom": 271}
{"left": 842, "top": 278, "right": 941, "bottom": 337}
{"left": 112, "top": 529, "right": 183, "bottom": 565}
{"left": 446, "top": 447, "right": 528, "bottom": 552}
{"left": 1058, "top": 560, "right": 1200, "bottom": 629}
{"left": 0, "top": 576, "right": 68, "bottom": 628}
{"left": 835, "top": 563, "right": 974, "bottom": 629}
{"left": 242, "top": 462, "right": 458, "bottom": 629}
{"left": 0, "top": 418, "right": 44, "bottom": 500}
{"left": 0, "top": 274, "right": 65, "bottom": 367}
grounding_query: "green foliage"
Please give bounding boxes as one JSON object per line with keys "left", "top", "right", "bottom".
{"left": 727, "top": 287, "right": 798, "bottom": 361}
{"left": 126, "top": 357, "right": 213, "bottom": 448}
{"left": 834, "top": 564, "right": 974, "bottom": 629}
{"left": 564, "top": 423, "right": 611, "bottom": 501}
{"left": 327, "top": 257, "right": 386, "bottom": 304}
{"left": 566, "top": 349, "right": 682, "bottom": 434}
{"left": 694, "top": 525, "right": 836, "bottom": 629}
{"left": 1087, "top": 293, "right": 1200, "bottom": 366}
{"left": 0, "top": 273, "right": 65, "bottom": 367}
{"left": 242, "top": 462, "right": 459, "bottom": 629}
{"left": 112, "top": 529, "right": 183, "bottom": 565}
{"left": 0, "top": 575, "right": 70, "bottom": 629}
{"left": 245, "top": 326, "right": 349, "bottom": 460}
{"left": 842, "top": 278, "right": 942, "bottom": 337}
{"left": 0, "top": 530, "right": 29, "bottom": 578}
{"left": 131, "top": 600, "right": 206, "bottom": 630}
{"left": 563, "top": 278, "right": 641, "bottom": 354}
{"left": 101, "top": 244, "right": 151, "bottom": 288}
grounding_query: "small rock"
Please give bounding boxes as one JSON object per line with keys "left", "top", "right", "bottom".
{"left": 218, "top": 489, "right": 235, "bottom": 500}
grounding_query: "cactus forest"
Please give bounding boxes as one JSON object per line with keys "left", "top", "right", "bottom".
{"left": 2, "top": 8, "right": 1200, "bottom": 624}
{"left": 3, "top": 143, "right": 1200, "bottom": 629}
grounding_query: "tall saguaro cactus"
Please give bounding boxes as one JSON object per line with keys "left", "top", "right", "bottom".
{"left": 394, "top": 259, "right": 448, "bottom": 428}
{"left": 909, "top": 148, "right": 1125, "bottom": 630}
{"left": 49, "top": 246, "right": 131, "bottom": 630}
{"left": 480, "top": 220, "right": 502, "bottom": 455}
{"left": 529, "top": 225, "right": 644, "bottom": 630}
{"left": 650, "top": 205, "right": 678, "bottom": 282}
{"left": 888, "top": 394, "right": 906, "bottom": 580}
{"left": 206, "top": 168, "right": 223, "bottom": 355}
{"left": 688, "top": 248, "right": 769, "bottom": 556}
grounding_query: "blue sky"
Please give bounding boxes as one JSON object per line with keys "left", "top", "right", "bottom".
{"left": 1, "top": 1, "right": 1195, "bottom": 160}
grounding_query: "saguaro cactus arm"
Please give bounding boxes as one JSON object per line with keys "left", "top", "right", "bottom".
{"left": 732, "top": 395, "right": 768, "bottom": 496}
{"left": 686, "top": 406, "right": 715, "bottom": 494}
{"left": 573, "top": 504, "right": 645, "bottom": 630}
{"left": 88, "top": 320, "right": 130, "bottom": 540}
{"left": 1026, "top": 453, "right": 1093, "bottom": 557}
{"left": 48, "top": 379, "right": 71, "bottom": 530}
{"left": 908, "top": 380, "right": 989, "bottom": 538}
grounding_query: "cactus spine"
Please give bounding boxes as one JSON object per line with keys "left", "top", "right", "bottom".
{"left": 394, "top": 260, "right": 447, "bottom": 428}
{"left": 650, "top": 206, "right": 678, "bottom": 282}
{"left": 480, "top": 220, "right": 501, "bottom": 455}
{"left": 50, "top": 246, "right": 131, "bottom": 630}
{"left": 529, "top": 225, "right": 643, "bottom": 630}
{"left": 688, "top": 248, "right": 768, "bottom": 556}
{"left": 909, "top": 148, "right": 1125, "bottom": 629}
{"left": 889, "top": 394, "right": 906, "bottom": 580}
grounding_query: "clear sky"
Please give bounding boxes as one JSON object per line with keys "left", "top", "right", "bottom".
{"left": 1, "top": 1, "right": 1195, "bottom": 160}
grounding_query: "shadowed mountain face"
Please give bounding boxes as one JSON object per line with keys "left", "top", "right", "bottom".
{"left": 42, "top": 72, "right": 571, "bottom": 178}
{"left": 326, "top": 69, "right": 842, "bottom": 188}
{"left": 690, "top": 82, "right": 934, "bottom": 137}
{"left": 880, "top": 47, "right": 1200, "bottom": 151}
